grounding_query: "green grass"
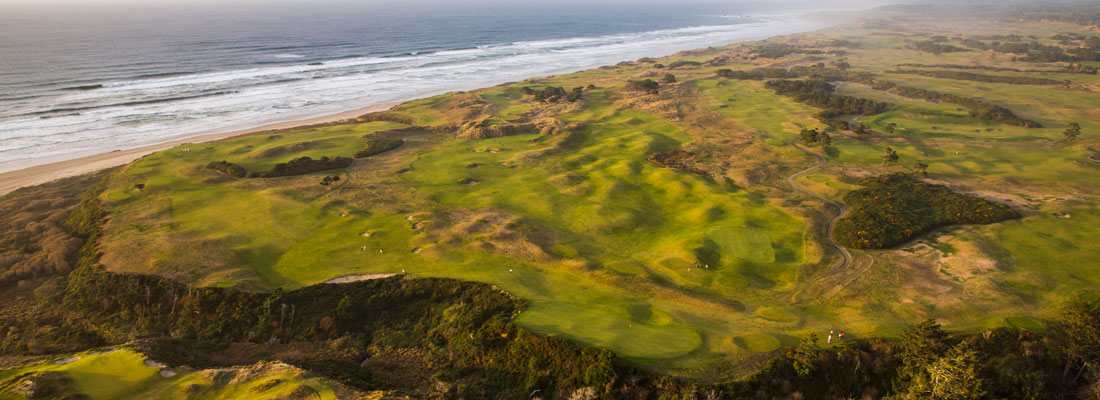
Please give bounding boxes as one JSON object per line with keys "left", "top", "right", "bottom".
{"left": 0, "top": 349, "right": 341, "bottom": 400}
{"left": 86, "top": 17, "right": 1100, "bottom": 376}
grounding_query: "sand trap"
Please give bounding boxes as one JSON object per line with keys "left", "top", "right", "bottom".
{"left": 405, "top": 215, "right": 416, "bottom": 221}
{"left": 460, "top": 178, "right": 478, "bottom": 186}
{"left": 411, "top": 222, "right": 422, "bottom": 230}
{"left": 323, "top": 273, "right": 396, "bottom": 284}
{"left": 411, "top": 247, "right": 422, "bottom": 254}
{"left": 87, "top": 349, "right": 118, "bottom": 355}
{"left": 144, "top": 359, "right": 167, "bottom": 368}
{"left": 360, "top": 231, "right": 374, "bottom": 237}
{"left": 466, "top": 163, "right": 481, "bottom": 168}
{"left": 160, "top": 370, "right": 178, "bottom": 378}
{"left": 397, "top": 168, "right": 412, "bottom": 175}
{"left": 53, "top": 356, "right": 79, "bottom": 364}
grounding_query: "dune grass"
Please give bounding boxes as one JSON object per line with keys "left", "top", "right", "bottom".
{"left": 86, "top": 17, "right": 1100, "bottom": 375}
{"left": 0, "top": 349, "right": 340, "bottom": 400}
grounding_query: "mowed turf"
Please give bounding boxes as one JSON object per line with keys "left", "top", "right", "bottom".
{"left": 92, "top": 16, "right": 1100, "bottom": 375}
{"left": 0, "top": 349, "right": 341, "bottom": 400}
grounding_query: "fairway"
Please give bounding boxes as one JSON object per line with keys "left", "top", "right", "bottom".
{"left": 84, "top": 13, "right": 1100, "bottom": 376}
{"left": 0, "top": 349, "right": 343, "bottom": 399}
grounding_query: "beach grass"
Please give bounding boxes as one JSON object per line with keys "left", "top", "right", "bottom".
{"left": 87, "top": 17, "right": 1100, "bottom": 374}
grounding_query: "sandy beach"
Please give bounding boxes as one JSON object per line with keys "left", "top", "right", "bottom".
{"left": 0, "top": 102, "right": 399, "bottom": 196}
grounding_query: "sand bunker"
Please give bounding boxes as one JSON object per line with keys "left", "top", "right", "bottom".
{"left": 160, "top": 370, "right": 178, "bottom": 378}
{"left": 53, "top": 356, "right": 79, "bottom": 364}
{"left": 460, "top": 178, "right": 478, "bottom": 186}
{"left": 323, "top": 274, "right": 396, "bottom": 284}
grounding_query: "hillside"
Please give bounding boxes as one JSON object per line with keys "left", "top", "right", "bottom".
{"left": 3, "top": 2, "right": 1100, "bottom": 398}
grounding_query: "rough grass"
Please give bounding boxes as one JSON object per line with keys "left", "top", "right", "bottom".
{"left": 86, "top": 16, "right": 1100, "bottom": 376}
{"left": 0, "top": 349, "right": 342, "bottom": 400}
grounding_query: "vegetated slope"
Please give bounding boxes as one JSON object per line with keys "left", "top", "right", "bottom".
{"left": 0, "top": 349, "right": 351, "bottom": 399}
{"left": 833, "top": 173, "right": 1019, "bottom": 249}
{"left": 2, "top": 172, "right": 1100, "bottom": 399}
{"left": 32, "top": 2, "right": 1100, "bottom": 379}
{"left": 0, "top": 171, "right": 110, "bottom": 288}
{"left": 206, "top": 156, "right": 353, "bottom": 178}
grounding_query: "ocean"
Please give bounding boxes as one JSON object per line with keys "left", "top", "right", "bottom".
{"left": 0, "top": 2, "right": 831, "bottom": 173}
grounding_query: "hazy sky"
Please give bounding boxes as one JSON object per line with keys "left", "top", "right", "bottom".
{"left": 1, "top": 0, "right": 886, "bottom": 8}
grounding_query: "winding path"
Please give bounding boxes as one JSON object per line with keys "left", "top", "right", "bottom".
{"left": 786, "top": 138, "right": 852, "bottom": 272}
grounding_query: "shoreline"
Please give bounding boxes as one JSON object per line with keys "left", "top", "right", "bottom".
{"left": 0, "top": 11, "right": 848, "bottom": 197}
{"left": 0, "top": 102, "right": 398, "bottom": 196}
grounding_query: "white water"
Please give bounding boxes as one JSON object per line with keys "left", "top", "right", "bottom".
{"left": 0, "top": 12, "right": 827, "bottom": 173}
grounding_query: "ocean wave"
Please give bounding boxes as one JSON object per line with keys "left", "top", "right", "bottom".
{"left": 0, "top": 14, "right": 827, "bottom": 174}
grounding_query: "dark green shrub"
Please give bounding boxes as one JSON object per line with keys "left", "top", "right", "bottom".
{"left": 354, "top": 139, "right": 404, "bottom": 158}
{"left": 205, "top": 161, "right": 247, "bottom": 178}
{"left": 834, "top": 173, "right": 1020, "bottom": 249}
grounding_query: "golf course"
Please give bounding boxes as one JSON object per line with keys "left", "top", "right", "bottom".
{"left": 2, "top": 3, "right": 1100, "bottom": 398}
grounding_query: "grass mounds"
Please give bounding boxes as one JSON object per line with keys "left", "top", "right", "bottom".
{"left": 834, "top": 173, "right": 1020, "bottom": 249}
{"left": 253, "top": 141, "right": 315, "bottom": 158}
{"left": 208, "top": 157, "right": 353, "bottom": 178}
{"left": 205, "top": 161, "right": 247, "bottom": 178}
{"left": 0, "top": 171, "right": 107, "bottom": 287}
{"left": 869, "top": 79, "right": 1042, "bottom": 128}
{"left": 646, "top": 150, "right": 706, "bottom": 176}
{"left": 910, "top": 41, "right": 970, "bottom": 54}
{"left": 765, "top": 79, "right": 891, "bottom": 130}
{"left": 519, "top": 85, "right": 583, "bottom": 103}
{"left": 0, "top": 349, "right": 347, "bottom": 399}
{"left": 249, "top": 156, "right": 353, "bottom": 178}
{"left": 716, "top": 68, "right": 799, "bottom": 80}
{"left": 354, "top": 139, "right": 403, "bottom": 158}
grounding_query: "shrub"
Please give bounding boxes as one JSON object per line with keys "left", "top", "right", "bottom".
{"left": 667, "top": 60, "right": 702, "bottom": 69}
{"left": 247, "top": 156, "right": 353, "bottom": 178}
{"left": 869, "top": 79, "right": 1041, "bottom": 128}
{"left": 716, "top": 68, "right": 799, "bottom": 80}
{"left": 626, "top": 79, "right": 660, "bottom": 95}
{"left": 833, "top": 173, "right": 1019, "bottom": 249}
{"left": 354, "top": 139, "right": 404, "bottom": 158}
{"left": 205, "top": 161, "right": 247, "bottom": 178}
{"left": 889, "top": 69, "right": 1060, "bottom": 85}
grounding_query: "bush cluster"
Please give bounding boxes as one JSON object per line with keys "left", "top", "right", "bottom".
{"left": 626, "top": 79, "right": 660, "bottom": 95}
{"left": 869, "top": 80, "right": 1042, "bottom": 128}
{"left": 354, "top": 139, "right": 404, "bottom": 158}
{"left": 911, "top": 41, "right": 970, "bottom": 54}
{"left": 204, "top": 161, "right": 247, "bottom": 178}
{"left": 834, "top": 173, "right": 1019, "bottom": 249}
{"left": 764, "top": 79, "right": 891, "bottom": 130}
{"left": 716, "top": 68, "right": 800, "bottom": 80}
{"left": 520, "top": 86, "right": 583, "bottom": 103}
{"left": 890, "top": 69, "right": 1061, "bottom": 85}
